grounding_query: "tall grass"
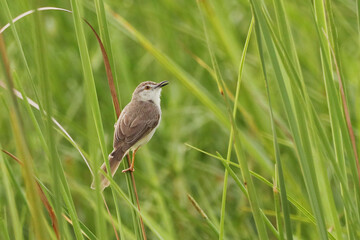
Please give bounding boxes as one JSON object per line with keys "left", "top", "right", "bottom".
{"left": 1, "top": 0, "right": 360, "bottom": 239}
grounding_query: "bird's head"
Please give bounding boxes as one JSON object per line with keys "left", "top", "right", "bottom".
{"left": 132, "top": 81, "right": 169, "bottom": 104}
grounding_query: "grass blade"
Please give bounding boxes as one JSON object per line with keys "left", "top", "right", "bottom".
{"left": 187, "top": 194, "right": 220, "bottom": 236}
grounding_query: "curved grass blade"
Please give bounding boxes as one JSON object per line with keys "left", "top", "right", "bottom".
{"left": 93, "top": 0, "right": 120, "bottom": 118}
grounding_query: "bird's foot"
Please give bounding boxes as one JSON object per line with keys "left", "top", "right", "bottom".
{"left": 122, "top": 167, "right": 134, "bottom": 173}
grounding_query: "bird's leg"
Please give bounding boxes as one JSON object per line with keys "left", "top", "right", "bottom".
{"left": 122, "top": 148, "right": 138, "bottom": 173}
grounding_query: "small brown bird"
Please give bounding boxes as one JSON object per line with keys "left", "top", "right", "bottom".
{"left": 91, "top": 81, "right": 168, "bottom": 191}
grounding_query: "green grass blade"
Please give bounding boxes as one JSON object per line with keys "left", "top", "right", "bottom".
{"left": 254, "top": 11, "right": 293, "bottom": 239}
{"left": 216, "top": 16, "right": 253, "bottom": 239}
{"left": 249, "top": 1, "right": 328, "bottom": 238}
{"left": 272, "top": 0, "right": 302, "bottom": 77}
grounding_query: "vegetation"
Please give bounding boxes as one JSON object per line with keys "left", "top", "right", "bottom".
{"left": 1, "top": 0, "right": 360, "bottom": 239}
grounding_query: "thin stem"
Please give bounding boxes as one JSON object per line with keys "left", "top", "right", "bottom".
{"left": 126, "top": 155, "right": 147, "bottom": 240}
{"left": 102, "top": 195, "right": 119, "bottom": 240}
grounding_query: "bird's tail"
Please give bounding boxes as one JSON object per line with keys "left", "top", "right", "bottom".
{"left": 91, "top": 148, "right": 124, "bottom": 191}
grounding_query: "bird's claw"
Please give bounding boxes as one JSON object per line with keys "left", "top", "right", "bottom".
{"left": 122, "top": 167, "right": 134, "bottom": 173}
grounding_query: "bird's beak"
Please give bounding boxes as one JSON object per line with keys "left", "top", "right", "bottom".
{"left": 155, "top": 81, "right": 169, "bottom": 89}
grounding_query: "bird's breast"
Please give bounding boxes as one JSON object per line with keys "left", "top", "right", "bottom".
{"left": 130, "top": 126, "right": 158, "bottom": 151}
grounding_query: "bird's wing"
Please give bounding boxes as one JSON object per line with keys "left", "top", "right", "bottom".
{"left": 114, "top": 101, "right": 160, "bottom": 150}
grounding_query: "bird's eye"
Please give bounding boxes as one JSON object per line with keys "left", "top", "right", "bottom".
{"left": 145, "top": 86, "right": 151, "bottom": 90}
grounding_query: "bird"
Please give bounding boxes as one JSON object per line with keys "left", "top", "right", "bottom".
{"left": 91, "top": 80, "right": 169, "bottom": 191}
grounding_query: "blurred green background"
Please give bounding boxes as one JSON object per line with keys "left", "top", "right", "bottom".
{"left": 1, "top": 0, "right": 360, "bottom": 239}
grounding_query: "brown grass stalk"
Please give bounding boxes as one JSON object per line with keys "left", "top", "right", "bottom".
{"left": 323, "top": 30, "right": 360, "bottom": 188}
